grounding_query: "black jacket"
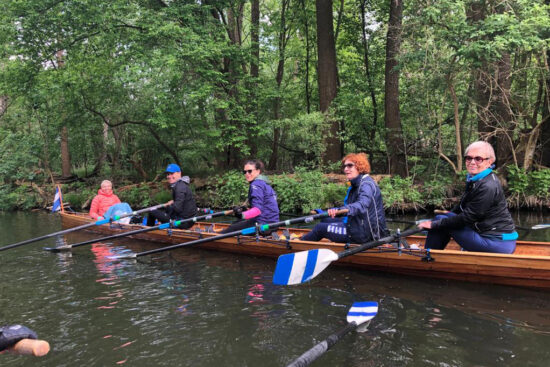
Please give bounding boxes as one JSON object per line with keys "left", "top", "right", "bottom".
{"left": 431, "top": 172, "right": 515, "bottom": 236}
{"left": 167, "top": 176, "right": 197, "bottom": 220}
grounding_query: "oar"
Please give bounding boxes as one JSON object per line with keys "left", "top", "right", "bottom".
{"left": 273, "top": 227, "right": 423, "bottom": 285}
{"left": 112, "top": 210, "right": 348, "bottom": 260}
{"left": 286, "top": 301, "right": 378, "bottom": 367}
{"left": 44, "top": 208, "right": 234, "bottom": 252}
{"left": 5, "top": 339, "right": 50, "bottom": 357}
{"left": 0, "top": 203, "right": 169, "bottom": 252}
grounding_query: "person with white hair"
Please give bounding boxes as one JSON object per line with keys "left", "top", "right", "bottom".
{"left": 418, "top": 141, "right": 517, "bottom": 254}
{"left": 89, "top": 180, "right": 122, "bottom": 220}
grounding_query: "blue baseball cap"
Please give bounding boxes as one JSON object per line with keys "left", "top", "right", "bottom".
{"left": 165, "top": 163, "right": 181, "bottom": 173}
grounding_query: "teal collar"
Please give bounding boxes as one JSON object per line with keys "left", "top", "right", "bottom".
{"left": 466, "top": 167, "right": 493, "bottom": 182}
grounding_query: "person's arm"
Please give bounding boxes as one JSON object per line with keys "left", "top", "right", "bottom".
{"left": 170, "top": 182, "right": 190, "bottom": 214}
{"left": 432, "top": 183, "right": 494, "bottom": 230}
{"left": 246, "top": 182, "right": 265, "bottom": 219}
{"left": 344, "top": 180, "right": 375, "bottom": 216}
{"left": 89, "top": 196, "right": 101, "bottom": 220}
{"left": 0, "top": 325, "right": 38, "bottom": 354}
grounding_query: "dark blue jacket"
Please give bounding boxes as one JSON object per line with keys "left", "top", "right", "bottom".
{"left": 248, "top": 176, "right": 279, "bottom": 224}
{"left": 342, "top": 174, "right": 388, "bottom": 243}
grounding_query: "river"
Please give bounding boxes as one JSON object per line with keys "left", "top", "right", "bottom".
{"left": 1, "top": 211, "right": 549, "bottom": 366}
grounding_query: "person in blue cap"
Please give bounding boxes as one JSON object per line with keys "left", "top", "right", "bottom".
{"left": 146, "top": 163, "right": 197, "bottom": 229}
{"left": 418, "top": 141, "right": 517, "bottom": 253}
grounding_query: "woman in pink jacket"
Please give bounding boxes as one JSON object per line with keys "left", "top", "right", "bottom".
{"left": 89, "top": 180, "right": 122, "bottom": 220}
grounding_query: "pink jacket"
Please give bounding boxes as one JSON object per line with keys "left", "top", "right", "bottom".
{"left": 89, "top": 189, "right": 121, "bottom": 220}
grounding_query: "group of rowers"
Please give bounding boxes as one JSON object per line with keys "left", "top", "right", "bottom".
{"left": 89, "top": 140, "right": 518, "bottom": 255}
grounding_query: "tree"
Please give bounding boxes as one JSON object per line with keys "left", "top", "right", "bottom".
{"left": 384, "top": 0, "right": 407, "bottom": 176}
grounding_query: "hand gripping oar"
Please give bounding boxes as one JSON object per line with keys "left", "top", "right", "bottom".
{"left": 44, "top": 209, "right": 234, "bottom": 252}
{"left": 111, "top": 210, "right": 349, "bottom": 260}
{"left": 273, "top": 227, "right": 423, "bottom": 285}
{"left": 0, "top": 203, "right": 169, "bottom": 252}
{"left": 286, "top": 301, "right": 378, "bottom": 367}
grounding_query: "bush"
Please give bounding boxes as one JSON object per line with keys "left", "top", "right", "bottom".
{"left": 379, "top": 176, "right": 422, "bottom": 209}
{"left": 119, "top": 185, "right": 154, "bottom": 208}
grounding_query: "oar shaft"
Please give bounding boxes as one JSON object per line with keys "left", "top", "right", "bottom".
{"left": 337, "top": 227, "right": 423, "bottom": 260}
{"left": 0, "top": 203, "right": 168, "bottom": 252}
{"left": 286, "top": 323, "right": 356, "bottom": 367}
{"left": 131, "top": 210, "right": 348, "bottom": 258}
{"left": 70, "top": 209, "right": 232, "bottom": 249}
{"left": 0, "top": 221, "right": 98, "bottom": 251}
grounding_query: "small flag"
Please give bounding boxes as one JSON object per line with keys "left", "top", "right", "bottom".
{"left": 52, "top": 186, "right": 63, "bottom": 212}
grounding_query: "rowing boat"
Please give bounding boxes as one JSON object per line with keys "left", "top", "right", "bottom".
{"left": 58, "top": 211, "right": 550, "bottom": 289}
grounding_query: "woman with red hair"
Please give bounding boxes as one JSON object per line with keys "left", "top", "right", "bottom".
{"left": 301, "top": 153, "right": 388, "bottom": 243}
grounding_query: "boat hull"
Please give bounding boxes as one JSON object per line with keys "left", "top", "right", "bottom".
{"left": 59, "top": 212, "right": 550, "bottom": 289}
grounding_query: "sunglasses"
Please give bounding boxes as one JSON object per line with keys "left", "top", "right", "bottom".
{"left": 342, "top": 163, "right": 355, "bottom": 169}
{"left": 243, "top": 169, "right": 255, "bottom": 175}
{"left": 464, "top": 156, "right": 490, "bottom": 163}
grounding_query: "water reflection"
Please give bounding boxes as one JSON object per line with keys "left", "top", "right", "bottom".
{"left": 3, "top": 212, "right": 550, "bottom": 367}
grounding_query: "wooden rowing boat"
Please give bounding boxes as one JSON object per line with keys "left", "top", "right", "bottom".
{"left": 59, "top": 211, "right": 550, "bottom": 289}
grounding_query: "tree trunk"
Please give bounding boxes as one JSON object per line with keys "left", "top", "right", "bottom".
{"left": 300, "top": 0, "right": 312, "bottom": 114}
{"left": 359, "top": 0, "right": 378, "bottom": 155}
{"left": 316, "top": 0, "right": 341, "bottom": 163}
{"left": 268, "top": 0, "right": 291, "bottom": 171}
{"left": 60, "top": 126, "right": 72, "bottom": 178}
{"left": 384, "top": 0, "right": 407, "bottom": 176}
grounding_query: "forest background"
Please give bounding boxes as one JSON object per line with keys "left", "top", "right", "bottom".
{"left": 0, "top": 0, "right": 549, "bottom": 214}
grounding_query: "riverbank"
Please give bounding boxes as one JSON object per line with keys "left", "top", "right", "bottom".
{"left": 1, "top": 170, "right": 548, "bottom": 213}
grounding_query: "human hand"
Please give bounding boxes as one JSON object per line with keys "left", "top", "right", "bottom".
{"left": 418, "top": 220, "right": 432, "bottom": 229}
{"left": 327, "top": 208, "right": 339, "bottom": 218}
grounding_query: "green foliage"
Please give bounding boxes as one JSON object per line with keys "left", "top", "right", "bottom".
{"left": 0, "top": 186, "right": 39, "bottom": 211}
{"left": 208, "top": 171, "right": 249, "bottom": 208}
{"left": 153, "top": 190, "right": 172, "bottom": 205}
{"left": 119, "top": 186, "right": 153, "bottom": 208}
{"left": 379, "top": 176, "right": 422, "bottom": 208}
{"left": 63, "top": 192, "right": 92, "bottom": 211}
{"left": 508, "top": 166, "right": 550, "bottom": 199}
{"left": 422, "top": 176, "right": 454, "bottom": 207}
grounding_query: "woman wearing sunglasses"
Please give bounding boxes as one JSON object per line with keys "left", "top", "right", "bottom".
{"left": 418, "top": 141, "right": 517, "bottom": 253}
{"left": 221, "top": 159, "right": 279, "bottom": 233}
{"left": 301, "top": 153, "right": 388, "bottom": 244}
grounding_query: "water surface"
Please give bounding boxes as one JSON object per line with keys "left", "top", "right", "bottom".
{"left": 1, "top": 211, "right": 550, "bottom": 366}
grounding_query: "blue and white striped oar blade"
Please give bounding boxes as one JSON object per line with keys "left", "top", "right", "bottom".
{"left": 347, "top": 301, "right": 378, "bottom": 325}
{"left": 273, "top": 249, "right": 339, "bottom": 285}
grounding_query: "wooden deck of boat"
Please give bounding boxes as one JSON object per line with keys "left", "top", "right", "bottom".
{"left": 59, "top": 212, "right": 550, "bottom": 289}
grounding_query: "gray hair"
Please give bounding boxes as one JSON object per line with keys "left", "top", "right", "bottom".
{"left": 465, "top": 141, "right": 495, "bottom": 161}
{"left": 100, "top": 180, "right": 113, "bottom": 189}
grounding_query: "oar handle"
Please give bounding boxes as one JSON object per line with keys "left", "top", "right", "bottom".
{"left": 337, "top": 227, "right": 424, "bottom": 260}
{"left": 286, "top": 323, "right": 356, "bottom": 367}
{"left": 433, "top": 209, "right": 449, "bottom": 214}
{"left": 8, "top": 339, "right": 50, "bottom": 356}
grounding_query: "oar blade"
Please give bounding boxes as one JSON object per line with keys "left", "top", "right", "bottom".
{"left": 273, "top": 249, "right": 338, "bottom": 285}
{"left": 347, "top": 301, "right": 378, "bottom": 325}
{"left": 532, "top": 224, "right": 550, "bottom": 230}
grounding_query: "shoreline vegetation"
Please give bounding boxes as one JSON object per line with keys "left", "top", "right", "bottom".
{"left": 2, "top": 168, "right": 548, "bottom": 214}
